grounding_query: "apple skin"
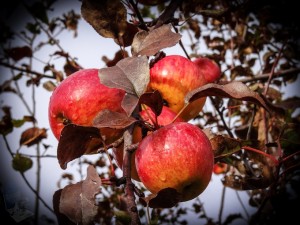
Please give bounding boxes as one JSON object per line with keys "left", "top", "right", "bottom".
{"left": 113, "top": 106, "right": 184, "bottom": 181}
{"left": 48, "top": 68, "right": 126, "bottom": 145}
{"left": 135, "top": 122, "right": 214, "bottom": 202}
{"left": 149, "top": 55, "right": 207, "bottom": 121}
{"left": 193, "top": 57, "right": 221, "bottom": 83}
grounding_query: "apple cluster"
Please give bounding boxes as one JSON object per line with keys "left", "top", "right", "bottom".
{"left": 48, "top": 55, "right": 221, "bottom": 202}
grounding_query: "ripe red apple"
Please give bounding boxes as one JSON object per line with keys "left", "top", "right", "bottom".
{"left": 193, "top": 57, "right": 221, "bottom": 83}
{"left": 113, "top": 106, "right": 184, "bottom": 181}
{"left": 213, "top": 162, "right": 228, "bottom": 175}
{"left": 48, "top": 68, "right": 126, "bottom": 145}
{"left": 149, "top": 55, "right": 207, "bottom": 121}
{"left": 135, "top": 122, "right": 214, "bottom": 202}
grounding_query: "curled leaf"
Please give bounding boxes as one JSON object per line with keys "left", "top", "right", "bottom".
{"left": 185, "top": 81, "right": 274, "bottom": 113}
{"left": 131, "top": 24, "right": 182, "bottom": 56}
{"left": 81, "top": 0, "right": 127, "bottom": 39}
{"left": 20, "top": 127, "right": 47, "bottom": 146}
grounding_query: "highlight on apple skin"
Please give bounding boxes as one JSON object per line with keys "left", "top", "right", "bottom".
{"left": 135, "top": 122, "right": 214, "bottom": 202}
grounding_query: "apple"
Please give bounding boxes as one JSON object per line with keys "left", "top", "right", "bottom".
{"left": 135, "top": 122, "right": 214, "bottom": 202}
{"left": 48, "top": 68, "right": 126, "bottom": 145}
{"left": 213, "top": 162, "right": 228, "bottom": 175}
{"left": 113, "top": 106, "right": 184, "bottom": 181}
{"left": 193, "top": 57, "right": 221, "bottom": 83}
{"left": 148, "top": 55, "right": 207, "bottom": 121}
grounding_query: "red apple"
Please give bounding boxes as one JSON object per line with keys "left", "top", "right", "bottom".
{"left": 113, "top": 106, "right": 184, "bottom": 181}
{"left": 149, "top": 55, "right": 207, "bottom": 121}
{"left": 135, "top": 122, "right": 214, "bottom": 202}
{"left": 193, "top": 57, "right": 221, "bottom": 83}
{"left": 48, "top": 68, "right": 126, "bottom": 145}
{"left": 213, "top": 162, "right": 228, "bottom": 175}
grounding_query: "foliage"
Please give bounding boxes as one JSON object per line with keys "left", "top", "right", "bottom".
{"left": 0, "top": 0, "right": 300, "bottom": 225}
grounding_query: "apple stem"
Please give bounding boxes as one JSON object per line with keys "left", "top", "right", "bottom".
{"left": 242, "top": 146, "right": 279, "bottom": 165}
{"left": 123, "top": 125, "right": 141, "bottom": 225}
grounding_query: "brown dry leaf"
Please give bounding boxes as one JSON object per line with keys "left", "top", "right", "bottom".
{"left": 93, "top": 109, "right": 137, "bottom": 129}
{"left": 139, "top": 188, "right": 181, "bottom": 208}
{"left": 81, "top": 0, "right": 127, "bottom": 40}
{"left": 58, "top": 165, "right": 102, "bottom": 225}
{"left": 185, "top": 81, "right": 276, "bottom": 114}
{"left": 131, "top": 24, "right": 182, "bottom": 56}
{"left": 57, "top": 124, "right": 103, "bottom": 169}
{"left": 20, "top": 127, "right": 47, "bottom": 146}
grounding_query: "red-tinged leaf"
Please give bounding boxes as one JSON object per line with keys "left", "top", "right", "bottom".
{"left": 139, "top": 188, "right": 181, "bottom": 208}
{"left": 5, "top": 46, "right": 32, "bottom": 61}
{"left": 20, "top": 127, "right": 47, "bottom": 146}
{"left": 58, "top": 165, "right": 102, "bottom": 225}
{"left": 185, "top": 81, "right": 276, "bottom": 114}
{"left": 139, "top": 90, "right": 164, "bottom": 116}
{"left": 57, "top": 124, "right": 103, "bottom": 169}
{"left": 131, "top": 24, "right": 182, "bottom": 56}
{"left": 93, "top": 109, "right": 137, "bottom": 129}
{"left": 99, "top": 56, "right": 150, "bottom": 115}
{"left": 81, "top": 0, "right": 127, "bottom": 39}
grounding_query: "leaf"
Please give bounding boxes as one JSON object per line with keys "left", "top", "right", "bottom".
{"left": 131, "top": 24, "right": 182, "bottom": 56}
{"left": 139, "top": 188, "right": 181, "bottom": 208}
{"left": 58, "top": 165, "right": 102, "bottom": 225}
{"left": 139, "top": 90, "right": 164, "bottom": 116}
{"left": 12, "top": 153, "right": 33, "bottom": 173}
{"left": 81, "top": 0, "right": 127, "bottom": 39}
{"left": 185, "top": 81, "right": 275, "bottom": 114}
{"left": 99, "top": 56, "right": 150, "bottom": 115}
{"left": 0, "top": 106, "right": 13, "bottom": 135}
{"left": 20, "top": 127, "right": 47, "bottom": 147}
{"left": 211, "top": 135, "right": 249, "bottom": 160}
{"left": 5, "top": 46, "right": 32, "bottom": 61}
{"left": 43, "top": 80, "right": 56, "bottom": 91}
{"left": 57, "top": 124, "right": 103, "bottom": 169}
{"left": 93, "top": 109, "right": 137, "bottom": 129}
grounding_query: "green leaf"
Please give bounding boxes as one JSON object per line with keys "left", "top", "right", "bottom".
{"left": 12, "top": 153, "right": 33, "bottom": 173}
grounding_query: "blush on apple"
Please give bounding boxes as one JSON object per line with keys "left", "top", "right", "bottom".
{"left": 193, "top": 57, "right": 221, "bottom": 83}
{"left": 48, "top": 68, "right": 126, "bottom": 145}
{"left": 149, "top": 55, "right": 207, "bottom": 121}
{"left": 135, "top": 122, "right": 214, "bottom": 202}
